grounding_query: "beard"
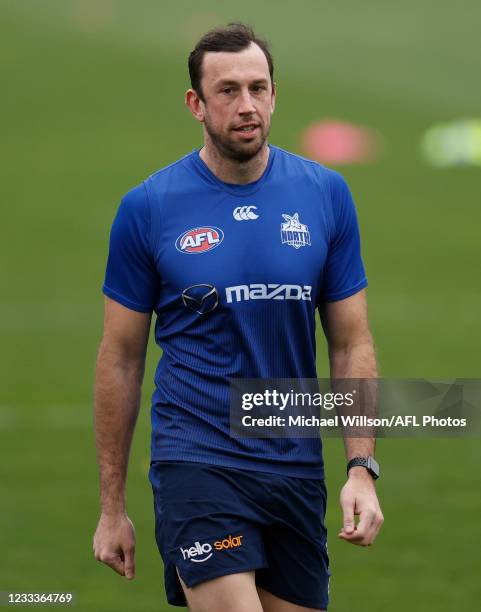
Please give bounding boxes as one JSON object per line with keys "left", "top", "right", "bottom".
{"left": 203, "top": 114, "right": 270, "bottom": 163}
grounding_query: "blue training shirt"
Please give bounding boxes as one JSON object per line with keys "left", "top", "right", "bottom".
{"left": 102, "top": 144, "right": 368, "bottom": 478}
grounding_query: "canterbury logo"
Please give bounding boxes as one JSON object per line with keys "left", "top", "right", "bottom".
{"left": 226, "top": 284, "right": 312, "bottom": 303}
{"left": 233, "top": 205, "right": 258, "bottom": 221}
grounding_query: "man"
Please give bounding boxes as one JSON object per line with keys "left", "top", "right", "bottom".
{"left": 93, "top": 22, "right": 383, "bottom": 612}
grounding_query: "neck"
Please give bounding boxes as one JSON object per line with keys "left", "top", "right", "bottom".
{"left": 199, "top": 139, "right": 270, "bottom": 185}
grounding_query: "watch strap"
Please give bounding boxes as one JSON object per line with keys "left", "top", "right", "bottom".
{"left": 347, "top": 456, "right": 380, "bottom": 479}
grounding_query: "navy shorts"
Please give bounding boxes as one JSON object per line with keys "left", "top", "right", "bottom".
{"left": 149, "top": 461, "right": 331, "bottom": 610}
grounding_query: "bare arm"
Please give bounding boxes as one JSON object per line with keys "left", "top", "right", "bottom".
{"left": 320, "top": 289, "right": 384, "bottom": 546}
{"left": 321, "top": 289, "right": 377, "bottom": 460}
{"left": 93, "top": 297, "right": 152, "bottom": 578}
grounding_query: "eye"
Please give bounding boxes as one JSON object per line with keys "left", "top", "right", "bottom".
{"left": 252, "top": 85, "right": 266, "bottom": 92}
{"left": 222, "top": 87, "right": 233, "bottom": 95}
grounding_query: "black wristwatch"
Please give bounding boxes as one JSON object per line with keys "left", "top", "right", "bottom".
{"left": 347, "top": 456, "right": 380, "bottom": 480}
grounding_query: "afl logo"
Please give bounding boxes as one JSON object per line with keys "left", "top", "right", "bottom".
{"left": 175, "top": 226, "right": 224, "bottom": 254}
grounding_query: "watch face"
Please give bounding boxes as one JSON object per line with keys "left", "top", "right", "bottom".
{"left": 367, "top": 456, "right": 380, "bottom": 477}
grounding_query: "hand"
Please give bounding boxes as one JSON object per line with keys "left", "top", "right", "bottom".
{"left": 93, "top": 512, "right": 136, "bottom": 579}
{"left": 338, "top": 467, "right": 384, "bottom": 546}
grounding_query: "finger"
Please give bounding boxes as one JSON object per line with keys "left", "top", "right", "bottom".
{"left": 338, "top": 519, "right": 372, "bottom": 546}
{"left": 353, "top": 510, "right": 374, "bottom": 541}
{"left": 100, "top": 553, "right": 125, "bottom": 576}
{"left": 368, "top": 512, "right": 384, "bottom": 544}
{"left": 339, "top": 510, "right": 380, "bottom": 546}
{"left": 338, "top": 530, "right": 371, "bottom": 546}
{"left": 123, "top": 546, "right": 136, "bottom": 580}
{"left": 363, "top": 516, "right": 378, "bottom": 545}
{"left": 341, "top": 497, "right": 356, "bottom": 534}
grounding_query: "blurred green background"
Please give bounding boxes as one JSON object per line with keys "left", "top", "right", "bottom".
{"left": 1, "top": 1, "right": 480, "bottom": 610}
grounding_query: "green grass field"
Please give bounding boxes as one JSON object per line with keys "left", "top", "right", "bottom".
{"left": 1, "top": 2, "right": 480, "bottom": 610}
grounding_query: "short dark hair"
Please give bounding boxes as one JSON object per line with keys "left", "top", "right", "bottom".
{"left": 188, "top": 22, "right": 274, "bottom": 101}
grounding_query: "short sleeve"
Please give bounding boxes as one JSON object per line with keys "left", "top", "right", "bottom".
{"left": 102, "top": 183, "right": 160, "bottom": 313}
{"left": 320, "top": 171, "right": 368, "bottom": 303}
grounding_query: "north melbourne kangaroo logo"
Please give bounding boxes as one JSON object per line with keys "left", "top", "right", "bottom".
{"left": 280, "top": 213, "right": 311, "bottom": 249}
{"left": 233, "top": 205, "right": 258, "bottom": 220}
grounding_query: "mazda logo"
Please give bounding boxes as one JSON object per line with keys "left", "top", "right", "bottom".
{"left": 182, "top": 284, "right": 219, "bottom": 315}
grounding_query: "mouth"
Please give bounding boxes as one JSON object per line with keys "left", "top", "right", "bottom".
{"left": 233, "top": 124, "right": 260, "bottom": 135}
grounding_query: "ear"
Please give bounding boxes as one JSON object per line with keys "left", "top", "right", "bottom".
{"left": 270, "top": 80, "right": 277, "bottom": 114}
{"left": 185, "top": 88, "right": 205, "bottom": 123}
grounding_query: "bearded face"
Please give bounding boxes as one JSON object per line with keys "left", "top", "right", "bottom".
{"left": 194, "top": 43, "right": 276, "bottom": 163}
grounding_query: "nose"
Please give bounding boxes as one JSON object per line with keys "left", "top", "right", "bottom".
{"left": 238, "top": 88, "right": 256, "bottom": 115}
